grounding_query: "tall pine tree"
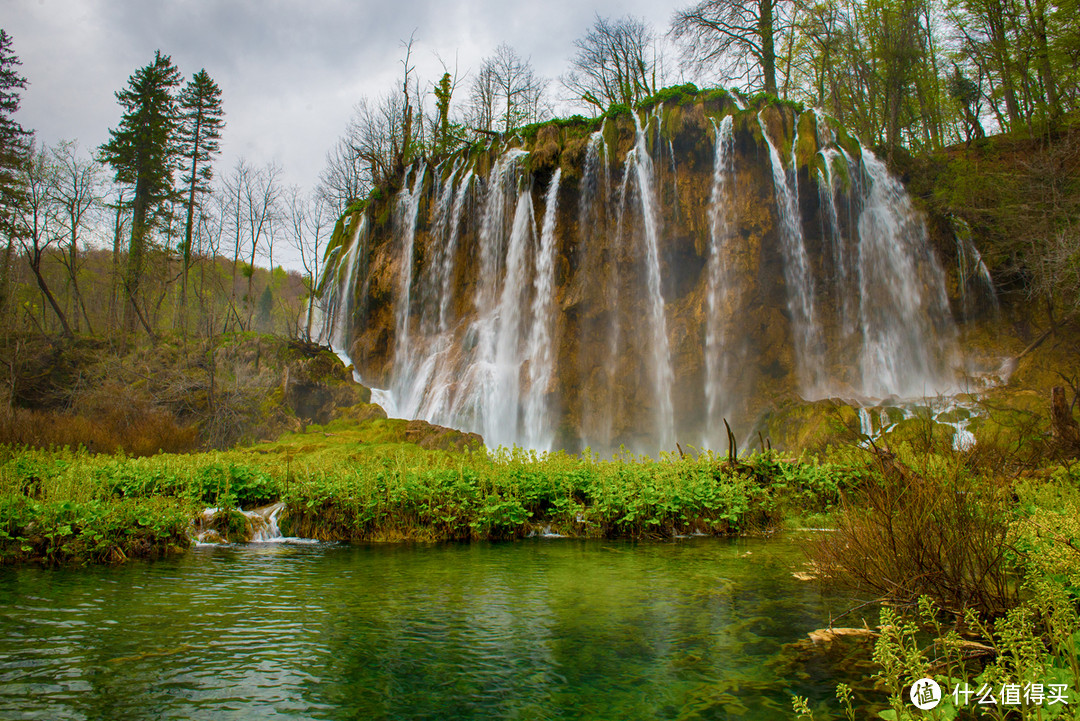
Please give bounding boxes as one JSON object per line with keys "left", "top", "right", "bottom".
{"left": 177, "top": 69, "right": 223, "bottom": 311}
{"left": 99, "top": 50, "right": 181, "bottom": 341}
{"left": 0, "top": 30, "right": 33, "bottom": 317}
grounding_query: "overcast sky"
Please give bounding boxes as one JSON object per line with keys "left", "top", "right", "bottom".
{"left": 6, "top": 0, "right": 687, "bottom": 197}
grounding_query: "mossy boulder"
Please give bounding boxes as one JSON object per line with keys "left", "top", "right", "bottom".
{"left": 281, "top": 342, "right": 371, "bottom": 425}
{"left": 880, "top": 417, "right": 959, "bottom": 449}
{"left": 337, "top": 402, "right": 389, "bottom": 424}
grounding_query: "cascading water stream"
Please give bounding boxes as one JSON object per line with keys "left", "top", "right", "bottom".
{"left": 951, "top": 215, "right": 999, "bottom": 320}
{"left": 419, "top": 161, "right": 461, "bottom": 334}
{"left": 523, "top": 168, "right": 561, "bottom": 451}
{"left": 854, "top": 149, "right": 957, "bottom": 399}
{"left": 704, "top": 116, "right": 737, "bottom": 444}
{"left": 483, "top": 189, "right": 537, "bottom": 447}
{"left": 325, "top": 214, "right": 366, "bottom": 351}
{"left": 392, "top": 165, "right": 428, "bottom": 385}
{"left": 816, "top": 149, "right": 857, "bottom": 339}
{"left": 758, "top": 111, "right": 824, "bottom": 394}
{"left": 629, "top": 112, "right": 675, "bottom": 451}
{"left": 476, "top": 150, "right": 530, "bottom": 312}
{"left": 577, "top": 130, "right": 618, "bottom": 448}
{"left": 440, "top": 168, "right": 474, "bottom": 333}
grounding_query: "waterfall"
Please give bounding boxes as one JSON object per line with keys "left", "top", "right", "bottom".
{"left": 440, "top": 168, "right": 474, "bottom": 332}
{"left": 816, "top": 149, "right": 857, "bottom": 338}
{"left": 629, "top": 112, "right": 675, "bottom": 451}
{"left": 325, "top": 214, "right": 366, "bottom": 351}
{"left": 704, "top": 116, "right": 737, "bottom": 443}
{"left": 477, "top": 150, "right": 530, "bottom": 312}
{"left": 758, "top": 112, "right": 824, "bottom": 394}
{"left": 392, "top": 164, "right": 428, "bottom": 383}
{"left": 951, "top": 215, "right": 999, "bottom": 320}
{"left": 523, "top": 169, "right": 561, "bottom": 451}
{"left": 320, "top": 102, "right": 969, "bottom": 456}
{"left": 854, "top": 149, "right": 957, "bottom": 399}
{"left": 578, "top": 130, "right": 616, "bottom": 449}
{"left": 484, "top": 189, "right": 537, "bottom": 447}
{"left": 420, "top": 161, "right": 461, "bottom": 335}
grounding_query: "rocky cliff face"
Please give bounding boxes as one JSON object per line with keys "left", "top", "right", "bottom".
{"left": 318, "top": 91, "right": 966, "bottom": 455}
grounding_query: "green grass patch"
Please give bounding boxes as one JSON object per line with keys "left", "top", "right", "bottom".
{"left": 0, "top": 421, "right": 859, "bottom": 563}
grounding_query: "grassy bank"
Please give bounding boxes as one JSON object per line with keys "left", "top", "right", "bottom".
{"left": 0, "top": 416, "right": 850, "bottom": 564}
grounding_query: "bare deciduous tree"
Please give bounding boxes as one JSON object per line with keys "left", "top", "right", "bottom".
{"left": 347, "top": 92, "right": 411, "bottom": 189}
{"left": 671, "top": 0, "right": 795, "bottom": 96}
{"left": 286, "top": 187, "right": 332, "bottom": 340}
{"left": 13, "top": 145, "right": 72, "bottom": 337}
{"left": 469, "top": 44, "right": 549, "bottom": 134}
{"left": 318, "top": 136, "right": 367, "bottom": 216}
{"left": 563, "top": 15, "right": 661, "bottom": 112}
{"left": 49, "top": 140, "right": 101, "bottom": 334}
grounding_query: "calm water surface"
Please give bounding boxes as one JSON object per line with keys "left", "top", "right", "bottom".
{"left": 0, "top": 536, "right": 861, "bottom": 720}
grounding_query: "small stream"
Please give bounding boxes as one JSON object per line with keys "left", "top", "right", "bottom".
{"left": 0, "top": 536, "right": 869, "bottom": 720}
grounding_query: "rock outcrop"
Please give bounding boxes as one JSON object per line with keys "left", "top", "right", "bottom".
{"left": 320, "top": 90, "right": 962, "bottom": 454}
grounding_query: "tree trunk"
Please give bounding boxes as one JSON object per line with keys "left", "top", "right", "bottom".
{"left": 986, "top": 0, "right": 1023, "bottom": 130}
{"left": 123, "top": 180, "right": 150, "bottom": 346}
{"left": 0, "top": 239, "right": 14, "bottom": 329}
{"left": 27, "top": 253, "right": 73, "bottom": 338}
{"left": 759, "top": 0, "right": 778, "bottom": 96}
{"left": 181, "top": 112, "right": 203, "bottom": 317}
{"left": 1051, "top": 386, "right": 1080, "bottom": 449}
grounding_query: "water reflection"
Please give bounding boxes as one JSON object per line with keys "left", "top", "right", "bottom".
{"left": 0, "top": 537, "right": 863, "bottom": 720}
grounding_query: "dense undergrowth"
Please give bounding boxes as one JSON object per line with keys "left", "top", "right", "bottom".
{"left": 0, "top": 417, "right": 851, "bottom": 564}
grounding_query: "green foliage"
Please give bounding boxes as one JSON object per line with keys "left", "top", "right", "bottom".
{"left": 637, "top": 83, "right": 700, "bottom": 110}
{"left": 797, "top": 462, "right": 1080, "bottom": 720}
{"left": 98, "top": 50, "right": 181, "bottom": 202}
{"left": 0, "top": 426, "right": 859, "bottom": 560}
{"left": 0, "top": 494, "right": 191, "bottom": 565}
{"left": 256, "top": 284, "right": 273, "bottom": 327}
{"left": 604, "top": 103, "right": 632, "bottom": 120}
{"left": 192, "top": 463, "right": 279, "bottom": 508}
{"left": 748, "top": 91, "right": 805, "bottom": 115}
{"left": 0, "top": 29, "right": 32, "bottom": 237}
{"left": 177, "top": 69, "right": 224, "bottom": 196}
{"left": 517, "top": 114, "right": 602, "bottom": 143}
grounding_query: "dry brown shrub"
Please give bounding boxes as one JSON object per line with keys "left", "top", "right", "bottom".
{"left": 812, "top": 445, "right": 1018, "bottom": 618}
{"left": 0, "top": 407, "right": 118, "bottom": 451}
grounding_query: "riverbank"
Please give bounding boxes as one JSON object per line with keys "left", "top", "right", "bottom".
{"left": 0, "top": 415, "right": 852, "bottom": 565}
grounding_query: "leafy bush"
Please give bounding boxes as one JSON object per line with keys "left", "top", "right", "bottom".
{"left": 193, "top": 463, "right": 279, "bottom": 509}
{"left": 0, "top": 495, "right": 191, "bottom": 565}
